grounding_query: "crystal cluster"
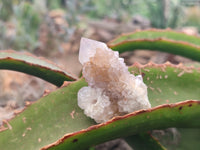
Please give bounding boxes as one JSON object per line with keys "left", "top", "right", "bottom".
{"left": 78, "top": 38, "right": 151, "bottom": 123}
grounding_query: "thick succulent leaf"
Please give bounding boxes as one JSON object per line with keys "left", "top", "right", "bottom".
{"left": 108, "top": 29, "right": 200, "bottom": 61}
{"left": 0, "top": 50, "right": 77, "bottom": 86}
{"left": 0, "top": 79, "right": 95, "bottom": 150}
{"left": 0, "top": 63, "right": 200, "bottom": 150}
{"left": 125, "top": 133, "right": 166, "bottom": 150}
{"left": 108, "top": 29, "right": 200, "bottom": 46}
{"left": 129, "top": 62, "right": 200, "bottom": 106}
{"left": 43, "top": 100, "right": 200, "bottom": 150}
{"left": 42, "top": 63, "right": 200, "bottom": 150}
{"left": 127, "top": 63, "right": 200, "bottom": 150}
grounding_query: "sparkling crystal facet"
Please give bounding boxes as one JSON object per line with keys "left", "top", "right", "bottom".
{"left": 78, "top": 38, "right": 151, "bottom": 123}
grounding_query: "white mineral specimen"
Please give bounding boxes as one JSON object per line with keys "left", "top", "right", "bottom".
{"left": 78, "top": 38, "right": 151, "bottom": 123}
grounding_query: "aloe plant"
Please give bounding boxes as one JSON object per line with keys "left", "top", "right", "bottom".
{"left": 0, "top": 29, "right": 200, "bottom": 150}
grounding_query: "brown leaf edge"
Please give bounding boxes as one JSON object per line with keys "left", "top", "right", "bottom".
{"left": 107, "top": 28, "right": 200, "bottom": 47}
{"left": 41, "top": 100, "right": 200, "bottom": 150}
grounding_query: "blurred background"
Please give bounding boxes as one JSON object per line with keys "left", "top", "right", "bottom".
{"left": 0, "top": 0, "right": 200, "bottom": 74}
{"left": 0, "top": 0, "right": 200, "bottom": 148}
{"left": 0, "top": 0, "right": 200, "bottom": 51}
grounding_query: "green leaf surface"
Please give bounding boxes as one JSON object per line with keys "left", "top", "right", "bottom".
{"left": 108, "top": 29, "right": 200, "bottom": 46}
{"left": 108, "top": 29, "right": 200, "bottom": 61}
{"left": 1, "top": 63, "right": 199, "bottom": 150}
{"left": 128, "top": 63, "right": 200, "bottom": 107}
{"left": 0, "top": 79, "right": 95, "bottom": 150}
{"left": 44, "top": 100, "right": 200, "bottom": 150}
{"left": 125, "top": 133, "right": 166, "bottom": 150}
{"left": 0, "top": 50, "right": 77, "bottom": 86}
{"left": 42, "top": 63, "right": 200, "bottom": 150}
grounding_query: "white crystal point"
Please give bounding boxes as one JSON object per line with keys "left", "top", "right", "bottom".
{"left": 77, "top": 38, "right": 151, "bottom": 123}
{"left": 79, "top": 37, "right": 108, "bottom": 65}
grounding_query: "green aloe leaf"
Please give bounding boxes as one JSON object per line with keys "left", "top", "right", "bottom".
{"left": 0, "top": 79, "right": 95, "bottom": 150}
{"left": 43, "top": 100, "right": 200, "bottom": 150}
{"left": 0, "top": 50, "right": 77, "bottom": 86}
{"left": 125, "top": 133, "right": 166, "bottom": 150}
{"left": 128, "top": 62, "right": 200, "bottom": 107}
{"left": 108, "top": 29, "right": 200, "bottom": 61}
{"left": 0, "top": 63, "right": 199, "bottom": 150}
{"left": 108, "top": 29, "right": 200, "bottom": 46}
